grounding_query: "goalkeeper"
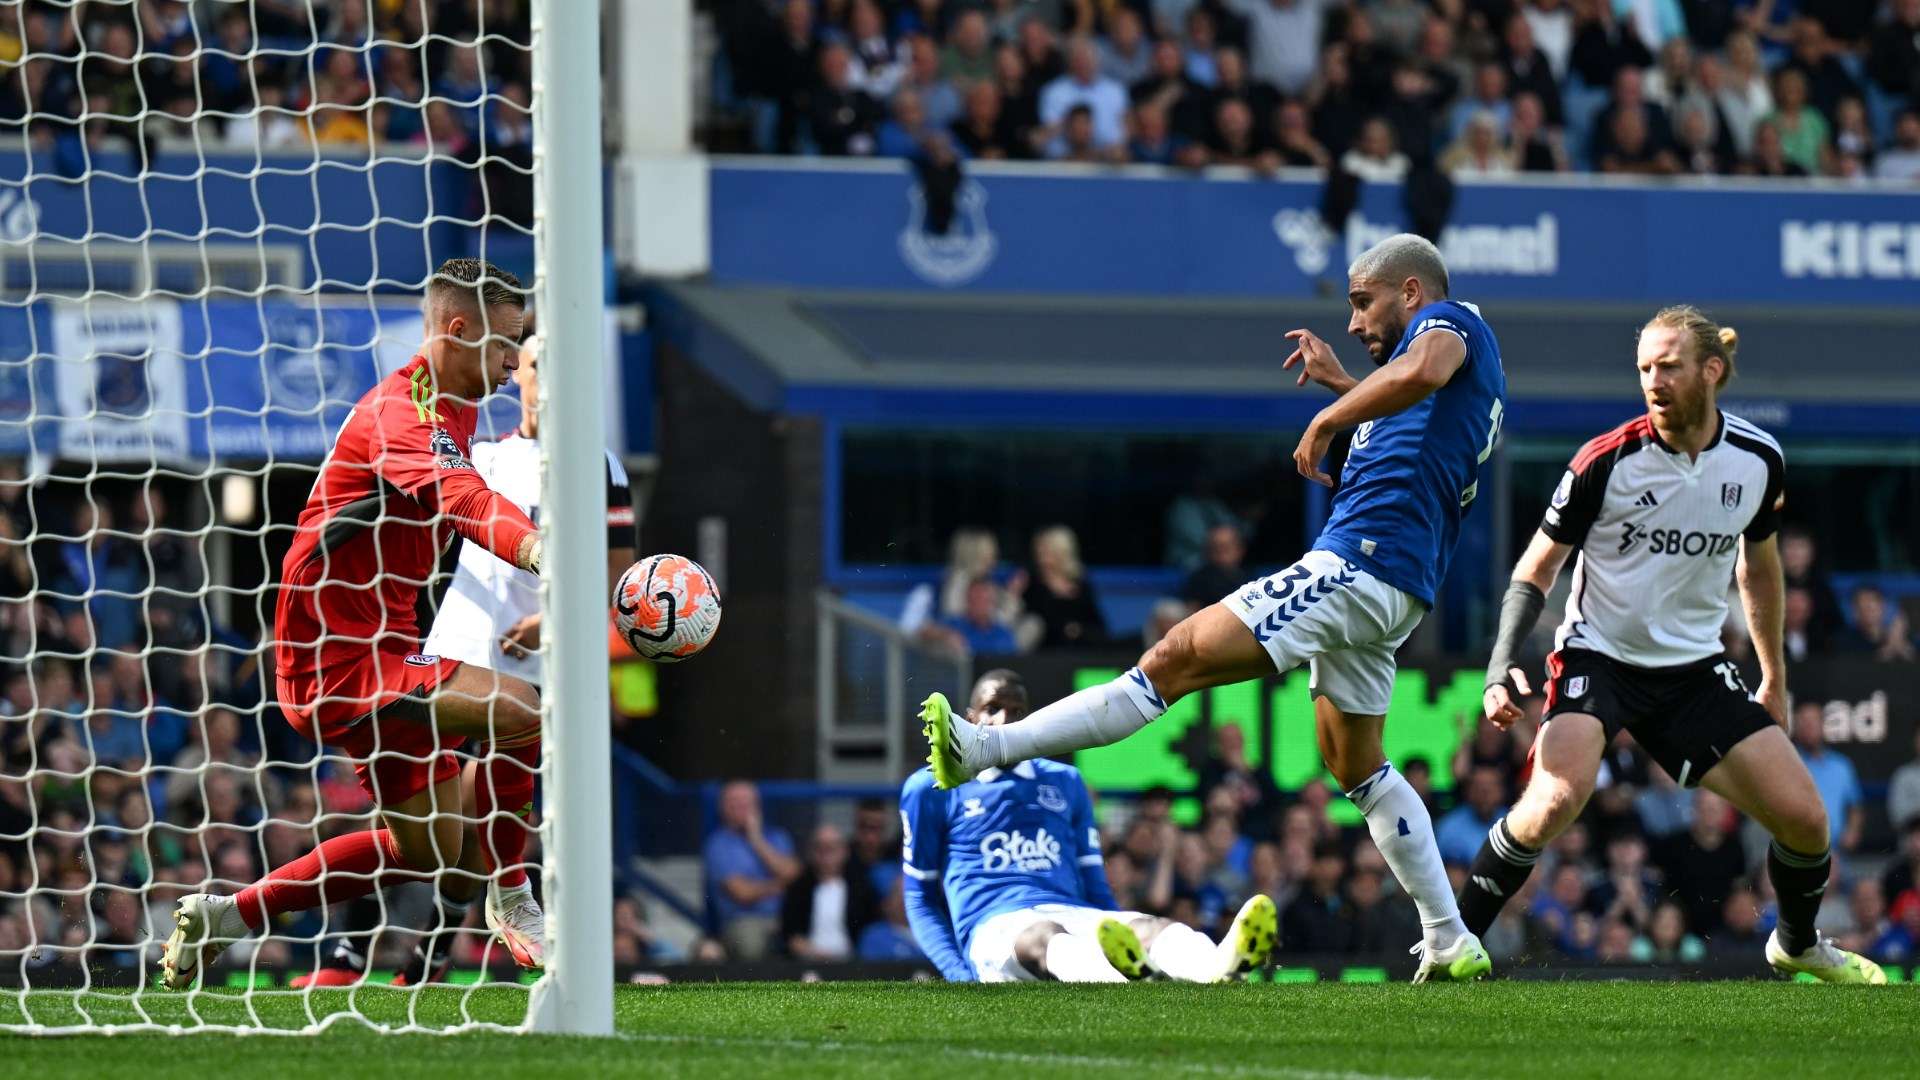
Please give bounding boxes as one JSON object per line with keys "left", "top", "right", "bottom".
{"left": 163, "top": 259, "right": 548, "bottom": 989}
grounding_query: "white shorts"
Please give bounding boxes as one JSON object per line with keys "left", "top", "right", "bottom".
{"left": 1222, "top": 549, "right": 1424, "bottom": 716}
{"left": 966, "top": 904, "right": 1150, "bottom": 982}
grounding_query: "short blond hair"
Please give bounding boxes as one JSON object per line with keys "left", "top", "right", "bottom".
{"left": 1644, "top": 304, "right": 1738, "bottom": 388}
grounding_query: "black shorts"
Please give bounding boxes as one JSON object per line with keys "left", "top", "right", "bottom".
{"left": 1542, "top": 648, "right": 1774, "bottom": 788}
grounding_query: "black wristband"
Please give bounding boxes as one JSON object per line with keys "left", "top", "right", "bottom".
{"left": 1485, "top": 580, "right": 1547, "bottom": 691}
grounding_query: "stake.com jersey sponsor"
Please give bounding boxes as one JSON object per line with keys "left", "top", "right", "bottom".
{"left": 1542, "top": 410, "right": 1784, "bottom": 668}
{"left": 899, "top": 758, "right": 1110, "bottom": 953}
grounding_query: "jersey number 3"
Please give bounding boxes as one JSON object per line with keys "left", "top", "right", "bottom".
{"left": 1458, "top": 399, "right": 1505, "bottom": 509}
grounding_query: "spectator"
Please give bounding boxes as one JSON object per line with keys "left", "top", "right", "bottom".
{"left": 1888, "top": 732, "right": 1920, "bottom": 835}
{"left": 1198, "top": 724, "right": 1279, "bottom": 840}
{"left": 900, "top": 527, "right": 1013, "bottom": 635}
{"left": 1868, "top": 0, "right": 1920, "bottom": 104}
{"left": 1229, "top": 0, "right": 1331, "bottom": 96}
{"left": 1881, "top": 818, "right": 1920, "bottom": 905}
{"left": 1722, "top": 30, "right": 1774, "bottom": 131}
{"left": 1181, "top": 524, "right": 1249, "bottom": 610}
{"left": 1687, "top": 52, "right": 1755, "bottom": 157}
{"left": 1790, "top": 702, "right": 1862, "bottom": 853}
{"left": 1130, "top": 100, "right": 1183, "bottom": 163}
{"left": 1403, "top": 756, "right": 1438, "bottom": 817}
{"left": 1509, "top": 91, "right": 1567, "bottom": 171}
{"left": 1449, "top": 63, "right": 1512, "bottom": 145}
{"left": 1380, "top": 61, "right": 1445, "bottom": 165}
{"left": 849, "top": 797, "right": 900, "bottom": 897}
{"left": 1098, "top": 8, "right": 1153, "bottom": 87}
{"left": 703, "top": 780, "right": 801, "bottom": 961}
{"left": 1672, "top": 98, "right": 1731, "bottom": 174}
{"left": 1585, "top": 828, "right": 1657, "bottom": 933}
{"left": 1270, "top": 99, "right": 1330, "bottom": 168}
{"left": 1654, "top": 790, "right": 1746, "bottom": 934}
{"left": 1829, "top": 96, "right": 1875, "bottom": 180}
{"left": 1631, "top": 900, "right": 1706, "bottom": 963}
{"left": 1591, "top": 67, "right": 1672, "bottom": 169}
{"left": 1834, "top": 586, "right": 1918, "bottom": 663}
{"left": 1873, "top": 109, "right": 1920, "bottom": 183}
{"left": 1013, "top": 525, "right": 1107, "bottom": 649}
{"left": 1200, "top": 48, "right": 1281, "bottom": 145}
{"left": 1203, "top": 97, "right": 1278, "bottom": 169}
{"left": 1765, "top": 68, "right": 1827, "bottom": 175}
{"left": 1836, "top": 878, "right": 1898, "bottom": 960}
{"left": 940, "top": 9, "right": 993, "bottom": 85}
{"left": 937, "top": 577, "right": 1022, "bottom": 656}
{"left": 1279, "top": 839, "right": 1351, "bottom": 952}
{"left": 1742, "top": 118, "right": 1806, "bottom": 177}
{"left": 1501, "top": 12, "right": 1564, "bottom": 126}
{"left": 846, "top": 0, "right": 907, "bottom": 100}
{"left": 1441, "top": 110, "right": 1519, "bottom": 177}
{"left": 1142, "top": 597, "right": 1189, "bottom": 646}
{"left": 992, "top": 44, "right": 1044, "bottom": 154}
{"left": 1436, "top": 765, "right": 1508, "bottom": 867}
{"left": 1307, "top": 42, "right": 1368, "bottom": 158}
{"left": 780, "top": 823, "right": 877, "bottom": 961}
{"left": 1131, "top": 38, "right": 1202, "bottom": 125}
{"left": 1569, "top": 0, "right": 1652, "bottom": 92}
{"left": 1707, "top": 881, "right": 1768, "bottom": 957}
{"left": 1018, "top": 15, "right": 1065, "bottom": 87}
{"left": 810, "top": 43, "right": 884, "bottom": 155}
{"left": 1175, "top": 7, "right": 1221, "bottom": 85}
{"left": 1369, "top": 0, "right": 1429, "bottom": 59}
{"left": 1777, "top": 16, "right": 1858, "bottom": 120}
{"left": 1339, "top": 115, "right": 1410, "bottom": 182}
{"left": 874, "top": 88, "right": 936, "bottom": 158}
{"left": 903, "top": 34, "right": 963, "bottom": 131}
{"left": 1039, "top": 36, "right": 1129, "bottom": 153}
{"left": 856, "top": 879, "right": 925, "bottom": 961}
{"left": 1530, "top": 862, "right": 1594, "bottom": 956}
{"left": 1525, "top": 0, "right": 1577, "bottom": 82}
{"left": 951, "top": 80, "right": 1018, "bottom": 159}
{"left": 1642, "top": 35, "right": 1693, "bottom": 108}
{"left": 1344, "top": 863, "right": 1420, "bottom": 954}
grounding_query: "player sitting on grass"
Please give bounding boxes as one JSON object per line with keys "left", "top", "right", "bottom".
{"left": 162, "top": 259, "right": 548, "bottom": 989}
{"left": 901, "top": 668, "right": 1276, "bottom": 983}
{"left": 1460, "top": 306, "right": 1885, "bottom": 985}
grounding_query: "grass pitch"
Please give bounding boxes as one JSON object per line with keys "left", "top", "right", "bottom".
{"left": 2, "top": 980, "right": 1914, "bottom": 1078}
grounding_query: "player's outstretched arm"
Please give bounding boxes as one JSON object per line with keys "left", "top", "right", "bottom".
{"left": 1068, "top": 773, "right": 1120, "bottom": 910}
{"left": 370, "top": 397, "right": 541, "bottom": 570}
{"left": 1483, "top": 529, "right": 1573, "bottom": 729}
{"left": 1292, "top": 330, "right": 1467, "bottom": 486}
{"left": 899, "top": 773, "right": 972, "bottom": 980}
{"left": 902, "top": 872, "right": 973, "bottom": 981}
{"left": 1736, "top": 533, "right": 1788, "bottom": 727}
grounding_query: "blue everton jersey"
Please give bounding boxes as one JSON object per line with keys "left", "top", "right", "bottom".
{"left": 1315, "top": 300, "right": 1507, "bottom": 607}
{"left": 899, "top": 759, "right": 1105, "bottom": 951}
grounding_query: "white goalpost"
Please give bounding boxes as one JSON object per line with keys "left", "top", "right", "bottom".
{"left": 0, "top": 0, "right": 610, "bottom": 1035}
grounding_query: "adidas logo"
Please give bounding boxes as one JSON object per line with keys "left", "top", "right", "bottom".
{"left": 1635, "top": 491, "right": 1659, "bottom": 508}
{"left": 1472, "top": 875, "right": 1505, "bottom": 898}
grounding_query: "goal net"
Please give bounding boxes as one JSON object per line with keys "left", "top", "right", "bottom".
{"left": 0, "top": 0, "right": 608, "bottom": 1034}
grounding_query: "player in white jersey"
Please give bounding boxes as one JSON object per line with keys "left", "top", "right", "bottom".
{"left": 1455, "top": 306, "right": 1884, "bottom": 984}
{"left": 298, "top": 333, "right": 638, "bottom": 986}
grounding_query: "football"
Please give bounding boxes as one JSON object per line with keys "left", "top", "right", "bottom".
{"left": 613, "top": 553, "right": 722, "bottom": 662}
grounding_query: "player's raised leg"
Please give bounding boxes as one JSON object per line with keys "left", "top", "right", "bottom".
{"left": 923, "top": 599, "right": 1271, "bottom": 788}
{"left": 1458, "top": 712, "right": 1607, "bottom": 938}
{"left": 1700, "top": 726, "right": 1885, "bottom": 984}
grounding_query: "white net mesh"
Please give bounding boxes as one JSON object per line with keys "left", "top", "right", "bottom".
{"left": 0, "top": 0, "right": 549, "bottom": 1033}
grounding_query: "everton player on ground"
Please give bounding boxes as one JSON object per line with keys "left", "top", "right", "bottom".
{"left": 902, "top": 669, "right": 1276, "bottom": 983}
{"left": 1459, "top": 306, "right": 1884, "bottom": 984}
{"left": 163, "top": 259, "right": 549, "bottom": 989}
{"left": 923, "top": 234, "right": 1508, "bottom": 982}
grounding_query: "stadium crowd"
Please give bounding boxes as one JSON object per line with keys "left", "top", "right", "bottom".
{"left": 0, "top": 0, "right": 535, "bottom": 223}
{"left": 706, "top": 0, "right": 1920, "bottom": 181}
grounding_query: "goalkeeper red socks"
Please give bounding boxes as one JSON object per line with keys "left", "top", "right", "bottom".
{"left": 479, "top": 734, "right": 540, "bottom": 890}
{"left": 234, "top": 829, "right": 420, "bottom": 932}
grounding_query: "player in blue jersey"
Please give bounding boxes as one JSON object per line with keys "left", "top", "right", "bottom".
{"left": 922, "top": 234, "right": 1508, "bottom": 982}
{"left": 902, "top": 669, "right": 1278, "bottom": 983}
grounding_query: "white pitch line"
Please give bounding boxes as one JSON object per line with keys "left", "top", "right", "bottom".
{"left": 620, "top": 1030, "right": 1429, "bottom": 1080}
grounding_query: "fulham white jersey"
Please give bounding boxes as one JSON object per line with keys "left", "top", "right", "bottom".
{"left": 1541, "top": 411, "right": 1783, "bottom": 669}
{"left": 423, "top": 433, "right": 635, "bottom": 685}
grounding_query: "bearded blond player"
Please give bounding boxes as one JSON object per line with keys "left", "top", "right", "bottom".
{"left": 1458, "top": 305, "right": 1884, "bottom": 984}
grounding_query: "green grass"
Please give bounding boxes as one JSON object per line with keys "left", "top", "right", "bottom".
{"left": 2, "top": 981, "right": 1915, "bottom": 1078}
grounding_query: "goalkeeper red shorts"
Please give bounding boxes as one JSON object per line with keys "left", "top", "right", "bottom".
{"left": 277, "top": 648, "right": 466, "bottom": 803}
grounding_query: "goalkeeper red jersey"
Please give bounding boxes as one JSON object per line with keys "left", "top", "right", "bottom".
{"left": 274, "top": 356, "right": 538, "bottom": 680}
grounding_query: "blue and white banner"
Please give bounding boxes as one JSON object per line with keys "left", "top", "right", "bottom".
{"left": 708, "top": 161, "right": 1920, "bottom": 305}
{"left": 0, "top": 299, "right": 633, "bottom": 463}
